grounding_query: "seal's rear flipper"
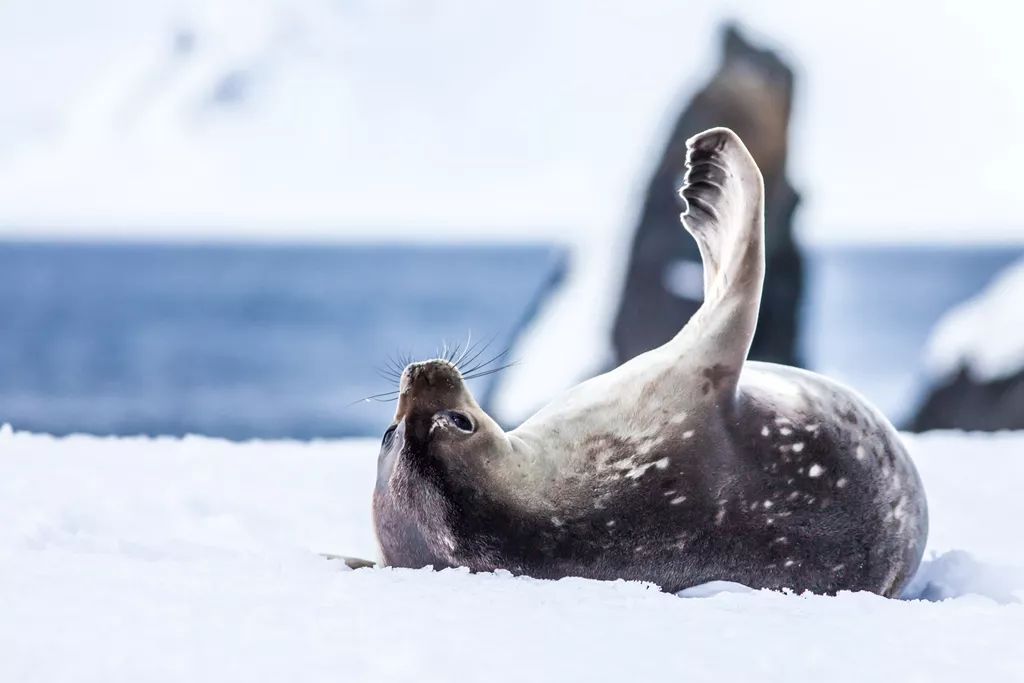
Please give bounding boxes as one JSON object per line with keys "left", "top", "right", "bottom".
{"left": 321, "top": 553, "right": 377, "bottom": 569}
{"left": 677, "top": 128, "right": 766, "bottom": 395}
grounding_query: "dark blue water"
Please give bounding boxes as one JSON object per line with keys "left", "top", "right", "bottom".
{"left": 1, "top": 241, "right": 1020, "bottom": 438}
{"left": 0, "top": 242, "right": 565, "bottom": 439}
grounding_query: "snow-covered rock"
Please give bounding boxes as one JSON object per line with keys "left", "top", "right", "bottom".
{"left": 913, "top": 258, "right": 1024, "bottom": 430}
{"left": 926, "top": 258, "right": 1024, "bottom": 383}
{"left": 0, "top": 426, "right": 1022, "bottom": 681}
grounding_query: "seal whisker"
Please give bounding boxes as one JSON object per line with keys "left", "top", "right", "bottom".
{"left": 454, "top": 330, "right": 475, "bottom": 367}
{"left": 462, "top": 347, "right": 511, "bottom": 377}
{"left": 346, "top": 390, "right": 400, "bottom": 407}
{"left": 448, "top": 337, "right": 466, "bottom": 364}
{"left": 463, "top": 361, "right": 518, "bottom": 380}
{"left": 462, "top": 349, "right": 507, "bottom": 375}
{"left": 374, "top": 368, "right": 402, "bottom": 383}
{"left": 449, "top": 342, "right": 460, "bottom": 363}
{"left": 380, "top": 355, "right": 409, "bottom": 384}
{"left": 385, "top": 357, "right": 406, "bottom": 378}
{"left": 455, "top": 335, "right": 499, "bottom": 374}
{"left": 362, "top": 390, "right": 401, "bottom": 399}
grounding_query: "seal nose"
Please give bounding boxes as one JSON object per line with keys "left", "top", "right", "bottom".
{"left": 395, "top": 360, "right": 472, "bottom": 429}
{"left": 400, "top": 360, "right": 463, "bottom": 396}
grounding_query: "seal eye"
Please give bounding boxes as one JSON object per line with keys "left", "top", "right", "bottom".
{"left": 381, "top": 424, "right": 398, "bottom": 449}
{"left": 444, "top": 411, "right": 474, "bottom": 433}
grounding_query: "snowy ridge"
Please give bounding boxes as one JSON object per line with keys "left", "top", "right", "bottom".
{"left": 926, "top": 257, "right": 1024, "bottom": 381}
{"left": 1, "top": 426, "right": 1022, "bottom": 681}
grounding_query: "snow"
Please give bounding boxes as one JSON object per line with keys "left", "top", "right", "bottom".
{"left": 1, "top": 426, "right": 1022, "bottom": 681}
{"left": 926, "top": 257, "right": 1024, "bottom": 381}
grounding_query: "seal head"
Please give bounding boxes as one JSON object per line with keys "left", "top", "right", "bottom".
{"left": 374, "top": 359, "right": 527, "bottom": 569}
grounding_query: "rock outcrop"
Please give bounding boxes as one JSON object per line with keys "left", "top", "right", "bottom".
{"left": 911, "top": 368, "right": 1024, "bottom": 431}
{"left": 911, "top": 257, "right": 1024, "bottom": 431}
{"left": 612, "top": 24, "right": 803, "bottom": 367}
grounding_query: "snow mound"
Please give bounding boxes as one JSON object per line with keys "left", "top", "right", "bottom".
{"left": 926, "top": 257, "right": 1024, "bottom": 381}
{"left": 1, "top": 426, "right": 1023, "bottom": 681}
{"left": 904, "top": 550, "right": 1024, "bottom": 604}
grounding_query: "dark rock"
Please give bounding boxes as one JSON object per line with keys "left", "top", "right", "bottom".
{"left": 612, "top": 24, "right": 803, "bottom": 367}
{"left": 910, "top": 367, "right": 1024, "bottom": 431}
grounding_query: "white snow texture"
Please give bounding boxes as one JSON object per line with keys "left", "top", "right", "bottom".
{"left": 0, "top": 426, "right": 1022, "bottom": 681}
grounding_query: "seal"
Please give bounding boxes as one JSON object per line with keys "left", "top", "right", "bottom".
{"left": 372, "top": 127, "right": 928, "bottom": 596}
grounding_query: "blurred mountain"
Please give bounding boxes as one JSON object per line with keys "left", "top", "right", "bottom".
{"left": 0, "top": 0, "right": 715, "bottom": 239}
{"left": 911, "top": 258, "right": 1024, "bottom": 431}
{"left": 612, "top": 25, "right": 802, "bottom": 368}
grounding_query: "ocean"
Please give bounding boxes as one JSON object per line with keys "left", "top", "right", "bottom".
{"left": 0, "top": 242, "right": 565, "bottom": 439}
{"left": 1, "top": 242, "right": 1020, "bottom": 438}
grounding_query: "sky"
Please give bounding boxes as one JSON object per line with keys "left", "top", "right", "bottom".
{"left": 1, "top": 0, "right": 1024, "bottom": 245}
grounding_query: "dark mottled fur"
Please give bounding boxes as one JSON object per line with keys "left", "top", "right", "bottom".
{"left": 374, "top": 362, "right": 927, "bottom": 595}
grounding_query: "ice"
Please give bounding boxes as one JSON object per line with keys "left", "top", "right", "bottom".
{"left": 1, "top": 426, "right": 1022, "bottom": 681}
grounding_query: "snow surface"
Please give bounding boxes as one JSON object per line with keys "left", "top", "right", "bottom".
{"left": 927, "top": 257, "right": 1024, "bottom": 381}
{"left": 1, "top": 425, "right": 1022, "bottom": 681}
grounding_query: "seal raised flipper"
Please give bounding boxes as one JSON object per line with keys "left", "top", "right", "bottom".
{"left": 676, "top": 127, "right": 766, "bottom": 399}
{"left": 501, "top": 129, "right": 769, "bottom": 480}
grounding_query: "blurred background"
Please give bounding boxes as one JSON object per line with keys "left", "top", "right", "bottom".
{"left": 2, "top": 0, "right": 1023, "bottom": 440}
